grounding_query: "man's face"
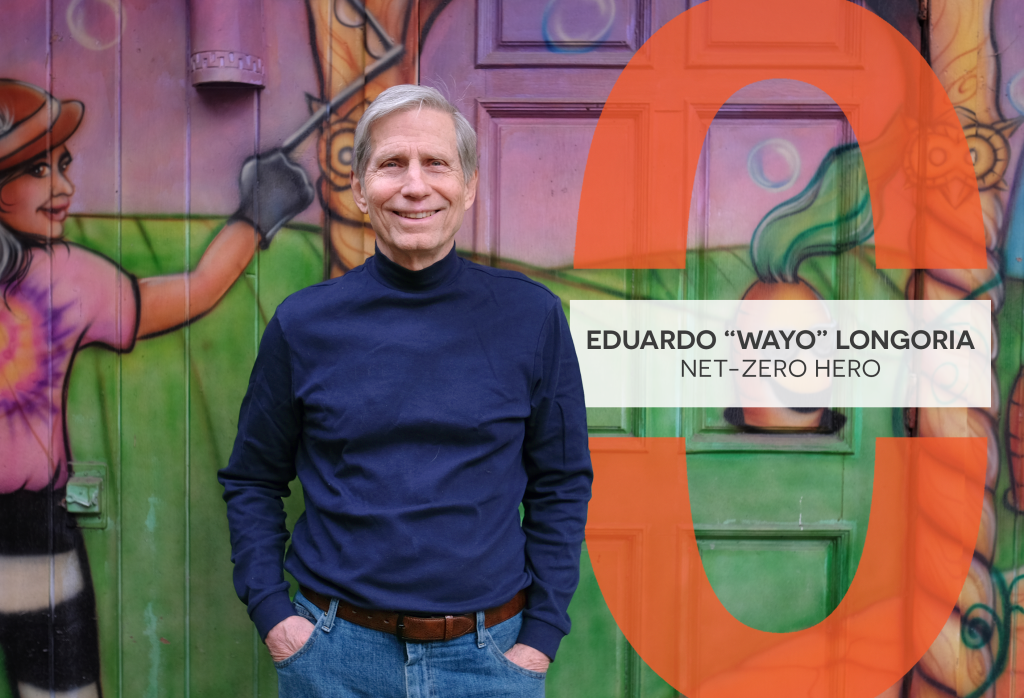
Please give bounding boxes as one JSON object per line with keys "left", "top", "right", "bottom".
{"left": 351, "top": 107, "right": 478, "bottom": 271}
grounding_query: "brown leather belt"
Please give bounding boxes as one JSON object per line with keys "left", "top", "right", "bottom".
{"left": 299, "top": 587, "right": 526, "bottom": 642}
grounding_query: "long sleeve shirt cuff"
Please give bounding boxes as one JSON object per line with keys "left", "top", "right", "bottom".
{"left": 516, "top": 617, "right": 565, "bottom": 661}
{"left": 252, "top": 590, "right": 297, "bottom": 641}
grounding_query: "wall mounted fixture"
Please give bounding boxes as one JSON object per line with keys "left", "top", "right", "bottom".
{"left": 189, "top": 0, "right": 264, "bottom": 88}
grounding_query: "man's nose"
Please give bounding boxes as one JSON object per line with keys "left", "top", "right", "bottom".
{"left": 400, "top": 161, "right": 430, "bottom": 197}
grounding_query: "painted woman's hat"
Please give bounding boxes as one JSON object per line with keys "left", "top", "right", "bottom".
{"left": 0, "top": 79, "right": 84, "bottom": 172}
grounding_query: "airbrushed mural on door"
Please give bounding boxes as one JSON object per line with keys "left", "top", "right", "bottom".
{"left": 0, "top": 0, "right": 1022, "bottom": 696}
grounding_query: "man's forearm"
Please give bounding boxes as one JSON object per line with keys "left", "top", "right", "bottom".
{"left": 219, "top": 312, "right": 302, "bottom": 638}
{"left": 517, "top": 303, "right": 594, "bottom": 659}
{"left": 220, "top": 468, "right": 296, "bottom": 638}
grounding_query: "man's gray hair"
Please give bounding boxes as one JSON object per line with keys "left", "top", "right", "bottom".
{"left": 352, "top": 84, "right": 477, "bottom": 181}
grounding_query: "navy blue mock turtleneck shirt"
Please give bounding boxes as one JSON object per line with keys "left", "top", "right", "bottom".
{"left": 219, "top": 245, "right": 593, "bottom": 660}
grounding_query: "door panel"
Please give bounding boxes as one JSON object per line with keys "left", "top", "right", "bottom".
{"left": 696, "top": 528, "right": 850, "bottom": 633}
{"left": 478, "top": 103, "right": 602, "bottom": 267}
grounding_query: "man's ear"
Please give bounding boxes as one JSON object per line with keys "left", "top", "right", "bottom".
{"left": 351, "top": 172, "right": 369, "bottom": 214}
{"left": 463, "top": 169, "right": 479, "bottom": 211}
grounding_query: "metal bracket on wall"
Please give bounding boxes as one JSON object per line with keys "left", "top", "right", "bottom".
{"left": 67, "top": 462, "right": 107, "bottom": 529}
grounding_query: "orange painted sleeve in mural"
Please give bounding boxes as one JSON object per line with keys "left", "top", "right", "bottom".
{"left": 574, "top": 0, "right": 986, "bottom": 270}
{"left": 585, "top": 437, "right": 986, "bottom": 698}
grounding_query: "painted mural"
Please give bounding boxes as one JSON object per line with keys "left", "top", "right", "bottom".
{"left": 0, "top": 0, "right": 1022, "bottom": 696}
{"left": 0, "top": 76, "right": 269, "bottom": 696}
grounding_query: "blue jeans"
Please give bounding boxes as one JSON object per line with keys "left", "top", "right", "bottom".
{"left": 275, "top": 591, "right": 547, "bottom": 697}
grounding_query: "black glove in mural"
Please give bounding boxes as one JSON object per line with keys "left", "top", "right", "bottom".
{"left": 234, "top": 149, "right": 315, "bottom": 248}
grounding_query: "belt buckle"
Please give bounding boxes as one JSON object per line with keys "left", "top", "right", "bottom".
{"left": 396, "top": 612, "right": 450, "bottom": 643}
{"left": 396, "top": 613, "right": 432, "bottom": 643}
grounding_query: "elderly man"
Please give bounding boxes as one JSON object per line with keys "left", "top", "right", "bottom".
{"left": 219, "top": 84, "right": 592, "bottom": 697}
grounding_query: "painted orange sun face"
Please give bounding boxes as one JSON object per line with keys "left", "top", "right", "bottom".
{"left": 0, "top": 145, "right": 75, "bottom": 239}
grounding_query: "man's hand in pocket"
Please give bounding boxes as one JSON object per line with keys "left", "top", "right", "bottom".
{"left": 266, "top": 615, "right": 316, "bottom": 662}
{"left": 504, "top": 643, "right": 551, "bottom": 673}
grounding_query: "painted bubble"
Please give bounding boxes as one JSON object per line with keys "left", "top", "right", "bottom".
{"left": 748, "top": 138, "right": 801, "bottom": 191}
{"left": 543, "top": 0, "right": 617, "bottom": 52}
{"left": 1007, "top": 70, "right": 1024, "bottom": 116}
{"left": 66, "top": 0, "right": 125, "bottom": 51}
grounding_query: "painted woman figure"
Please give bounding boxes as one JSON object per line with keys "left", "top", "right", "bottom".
{"left": 0, "top": 80, "right": 311, "bottom": 697}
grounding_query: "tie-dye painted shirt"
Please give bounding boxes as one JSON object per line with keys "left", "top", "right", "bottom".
{"left": 0, "top": 244, "right": 138, "bottom": 493}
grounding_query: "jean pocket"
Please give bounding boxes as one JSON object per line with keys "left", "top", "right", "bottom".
{"left": 273, "top": 600, "right": 324, "bottom": 669}
{"left": 484, "top": 630, "right": 547, "bottom": 680}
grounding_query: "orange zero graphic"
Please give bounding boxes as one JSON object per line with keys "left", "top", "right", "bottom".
{"left": 576, "top": 0, "right": 989, "bottom": 695}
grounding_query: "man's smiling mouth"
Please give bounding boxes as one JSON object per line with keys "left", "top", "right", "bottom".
{"left": 395, "top": 210, "right": 439, "bottom": 219}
